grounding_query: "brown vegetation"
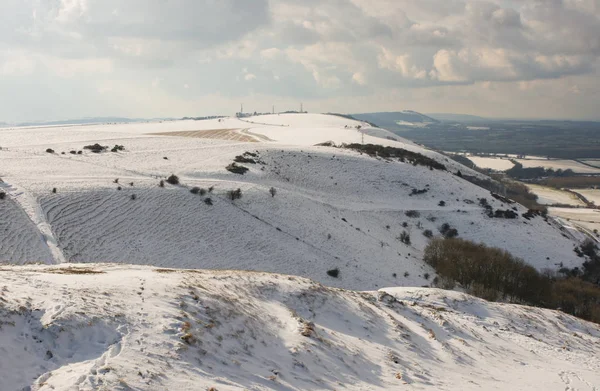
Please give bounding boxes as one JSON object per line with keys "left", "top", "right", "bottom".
{"left": 424, "top": 238, "right": 600, "bottom": 323}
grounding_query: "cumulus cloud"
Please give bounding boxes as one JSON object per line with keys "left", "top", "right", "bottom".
{"left": 0, "top": 0, "right": 598, "bottom": 120}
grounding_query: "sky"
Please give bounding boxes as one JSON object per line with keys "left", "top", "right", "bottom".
{"left": 0, "top": 0, "right": 599, "bottom": 122}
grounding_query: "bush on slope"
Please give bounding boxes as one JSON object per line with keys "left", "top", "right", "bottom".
{"left": 424, "top": 237, "right": 600, "bottom": 323}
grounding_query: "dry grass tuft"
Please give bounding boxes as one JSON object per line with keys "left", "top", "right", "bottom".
{"left": 154, "top": 268, "right": 178, "bottom": 274}
{"left": 44, "top": 267, "right": 105, "bottom": 275}
{"left": 300, "top": 321, "right": 316, "bottom": 337}
{"left": 181, "top": 332, "right": 196, "bottom": 345}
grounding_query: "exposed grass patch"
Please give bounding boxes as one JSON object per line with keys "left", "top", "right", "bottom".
{"left": 44, "top": 267, "right": 105, "bottom": 275}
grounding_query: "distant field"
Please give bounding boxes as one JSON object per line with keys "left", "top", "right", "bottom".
{"left": 527, "top": 184, "right": 585, "bottom": 206}
{"left": 469, "top": 156, "right": 515, "bottom": 171}
{"left": 548, "top": 207, "right": 600, "bottom": 234}
{"left": 573, "top": 189, "right": 600, "bottom": 205}
{"left": 398, "top": 120, "right": 600, "bottom": 159}
{"left": 582, "top": 160, "right": 600, "bottom": 168}
{"left": 516, "top": 159, "right": 600, "bottom": 174}
{"left": 464, "top": 155, "right": 600, "bottom": 174}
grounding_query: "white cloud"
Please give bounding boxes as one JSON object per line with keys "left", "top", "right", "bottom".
{"left": 352, "top": 72, "right": 367, "bottom": 85}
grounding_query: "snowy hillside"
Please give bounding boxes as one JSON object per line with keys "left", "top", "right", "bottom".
{"left": 0, "top": 113, "right": 584, "bottom": 290}
{"left": 0, "top": 264, "right": 598, "bottom": 391}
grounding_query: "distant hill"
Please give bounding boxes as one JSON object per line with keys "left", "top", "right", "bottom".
{"left": 352, "top": 111, "right": 439, "bottom": 131}
{"left": 426, "top": 113, "right": 487, "bottom": 123}
{"left": 12, "top": 117, "right": 147, "bottom": 127}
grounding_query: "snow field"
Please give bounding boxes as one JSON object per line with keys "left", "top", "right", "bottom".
{"left": 0, "top": 264, "right": 598, "bottom": 391}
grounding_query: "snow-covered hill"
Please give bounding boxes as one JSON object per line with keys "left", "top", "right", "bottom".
{"left": 0, "top": 264, "right": 598, "bottom": 391}
{"left": 0, "top": 113, "right": 584, "bottom": 290}
{"left": 1, "top": 113, "right": 598, "bottom": 390}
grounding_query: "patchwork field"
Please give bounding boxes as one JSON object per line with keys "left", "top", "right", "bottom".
{"left": 469, "top": 156, "right": 515, "bottom": 171}
{"left": 516, "top": 158, "right": 600, "bottom": 174}
{"left": 574, "top": 189, "right": 600, "bottom": 206}
{"left": 527, "top": 184, "right": 586, "bottom": 206}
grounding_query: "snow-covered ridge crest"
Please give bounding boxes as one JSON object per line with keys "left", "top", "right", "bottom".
{"left": 0, "top": 264, "right": 598, "bottom": 391}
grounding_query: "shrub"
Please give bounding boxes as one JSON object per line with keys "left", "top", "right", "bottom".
{"left": 424, "top": 273, "right": 430, "bottom": 280}
{"left": 404, "top": 272, "right": 409, "bottom": 278}
{"left": 269, "top": 187, "right": 277, "bottom": 197}
{"left": 227, "top": 188, "right": 242, "bottom": 201}
{"left": 111, "top": 145, "right": 125, "bottom": 152}
{"left": 340, "top": 143, "right": 446, "bottom": 170}
{"left": 490, "top": 209, "right": 519, "bottom": 219}
{"left": 234, "top": 155, "right": 256, "bottom": 164}
{"left": 199, "top": 188, "right": 207, "bottom": 196}
{"left": 190, "top": 187, "right": 201, "bottom": 195}
{"left": 327, "top": 268, "right": 340, "bottom": 278}
{"left": 204, "top": 198, "right": 213, "bottom": 205}
{"left": 405, "top": 210, "right": 420, "bottom": 218}
{"left": 0, "top": 191, "right": 6, "bottom": 200}
{"left": 423, "top": 238, "right": 550, "bottom": 304}
{"left": 402, "top": 222, "right": 408, "bottom": 228}
{"left": 438, "top": 201, "right": 446, "bottom": 207}
{"left": 439, "top": 223, "right": 451, "bottom": 235}
{"left": 70, "top": 150, "right": 77, "bottom": 155}
{"left": 159, "top": 180, "right": 165, "bottom": 188}
{"left": 423, "top": 237, "right": 600, "bottom": 324}
{"left": 83, "top": 143, "right": 107, "bottom": 153}
{"left": 166, "top": 174, "right": 179, "bottom": 185}
{"left": 208, "top": 186, "right": 215, "bottom": 193}
{"left": 114, "top": 178, "right": 119, "bottom": 184}
{"left": 77, "top": 151, "right": 82, "bottom": 155}
{"left": 423, "top": 229, "right": 433, "bottom": 238}
{"left": 410, "top": 188, "right": 428, "bottom": 196}
{"left": 117, "top": 186, "right": 122, "bottom": 191}
{"left": 131, "top": 194, "right": 137, "bottom": 200}
{"left": 399, "top": 231, "right": 411, "bottom": 245}
{"left": 432, "top": 275, "right": 456, "bottom": 289}
{"left": 52, "top": 188, "right": 57, "bottom": 194}
{"left": 226, "top": 163, "right": 249, "bottom": 175}
{"left": 46, "top": 148, "right": 54, "bottom": 153}
{"left": 445, "top": 228, "right": 459, "bottom": 238}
